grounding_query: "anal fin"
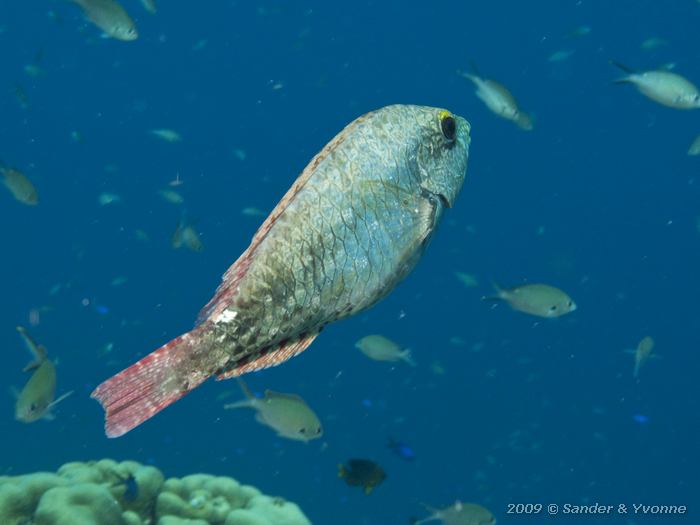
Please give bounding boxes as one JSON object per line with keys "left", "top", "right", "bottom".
{"left": 216, "top": 331, "right": 320, "bottom": 380}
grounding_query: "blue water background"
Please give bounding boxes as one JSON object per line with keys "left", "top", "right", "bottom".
{"left": 1, "top": 1, "right": 698, "bottom": 523}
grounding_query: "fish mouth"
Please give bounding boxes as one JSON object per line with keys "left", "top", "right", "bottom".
{"left": 437, "top": 193, "right": 451, "bottom": 208}
{"left": 421, "top": 186, "right": 452, "bottom": 208}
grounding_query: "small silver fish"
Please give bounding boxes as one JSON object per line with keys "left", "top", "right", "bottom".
{"left": 688, "top": 134, "right": 700, "bottom": 156}
{"left": 14, "top": 327, "right": 72, "bottom": 423}
{"left": 224, "top": 379, "right": 322, "bottom": 442}
{"left": 151, "top": 129, "right": 182, "bottom": 142}
{"left": 611, "top": 61, "right": 700, "bottom": 109}
{"left": 458, "top": 68, "right": 532, "bottom": 130}
{"left": 140, "top": 0, "right": 156, "bottom": 14}
{"left": 355, "top": 335, "right": 416, "bottom": 366}
{"left": 413, "top": 501, "right": 496, "bottom": 525}
{"left": 1, "top": 166, "right": 38, "bottom": 205}
{"left": 70, "top": 0, "right": 138, "bottom": 41}
{"left": 172, "top": 219, "right": 203, "bottom": 252}
{"left": 628, "top": 336, "right": 655, "bottom": 379}
{"left": 487, "top": 283, "right": 576, "bottom": 318}
{"left": 158, "top": 188, "right": 184, "bottom": 204}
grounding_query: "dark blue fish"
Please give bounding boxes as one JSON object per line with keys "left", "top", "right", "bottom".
{"left": 388, "top": 436, "right": 416, "bottom": 461}
{"left": 113, "top": 473, "right": 139, "bottom": 502}
{"left": 632, "top": 414, "right": 649, "bottom": 425}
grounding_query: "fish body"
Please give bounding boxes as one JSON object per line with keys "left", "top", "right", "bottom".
{"left": 388, "top": 436, "right": 416, "bottom": 461}
{"left": 458, "top": 71, "right": 532, "bottom": 130}
{"left": 112, "top": 473, "right": 139, "bottom": 502}
{"left": 98, "top": 192, "right": 121, "bottom": 206}
{"left": 71, "top": 0, "right": 138, "bottom": 41}
{"left": 414, "top": 501, "right": 496, "bottom": 525}
{"left": 158, "top": 188, "right": 185, "bottom": 204}
{"left": 91, "top": 104, "right": 470, "bottom": 437}
{"left": 688, "top": 134, "right": 700, "bottom": 156}
{"left": 355, "top": 335, "right": 415, "bottom": 366}
{"left": 1, "top": 166, "right": 38, "bottom": 205}
{"left": 151, "top": 129, "right": 182, "bottom": 142}
{"left": 224, "top": 379, "right": 322, "bottom": 442}
{"left": 338, "top": 459, "right": 386, "bottom": 494}
{"left": 172, "top": 219, "right": 203, "bottom": 252}
{"left": 633, "top": 336, "right": 655, "bottom": 378}
{"left": 15, "top": 327, "right": 71, "bottom": 422}
{"left": 612, "top": 62, "right": 700, "bottom": 109}
{"left": 489, "top": 283, "right": 576, "bottom": 318}
{"left": 140, "top": 0, "right": 156, "bottom": 14}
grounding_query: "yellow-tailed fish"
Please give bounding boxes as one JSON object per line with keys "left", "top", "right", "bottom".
{"left": 338, "top": 459, "right": 386, "bottom": 495}
{"left": 14, "top": 326, "right": 72, "bottom": 423}
{"left": 224, "top": 379, "right": 322, "bottom": 442}
{"left": 487, "top": 283, "right": 576, "bottom": 318}
{"left": 611, "top": 61, "right": 700, "bottom": 109}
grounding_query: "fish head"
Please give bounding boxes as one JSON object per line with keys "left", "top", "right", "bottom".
{"left": 112, "top": 23, "right": 138, "bottom": 41}
{"left": 545, "top": 296, "right": 576, "bottom": 317}
{"left": 685, "top": 92, "right": 700, "bottom": 108}
{"left": 15, "top": 396, "right": 47, "bottom": 423}
{"left": 410, "top": 106, "right": 470, "bottom": 208}
{"left": 297, "top": 422, "right": 323, "bottom": 441}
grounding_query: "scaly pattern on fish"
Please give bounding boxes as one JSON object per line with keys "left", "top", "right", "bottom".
{"left": 91, "top": 104, "right": 470, "bottom": 437}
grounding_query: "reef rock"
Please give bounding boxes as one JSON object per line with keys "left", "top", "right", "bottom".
{"left": 0, "top": 459, "right": 311, "bottom": 525}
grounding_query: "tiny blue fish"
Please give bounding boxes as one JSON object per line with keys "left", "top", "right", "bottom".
{"left": 632, "top": 414, "right": 649, "bottom": 424}
{"left": 388, "top": 436, "right": 416, "bottom": 461}
{"left": 113, "top": 473, "right": 139, "bottom": 502}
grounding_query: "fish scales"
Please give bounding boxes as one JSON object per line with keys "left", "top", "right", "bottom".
{"left": 92, "top": 104, "right": 469, "bottom": 437}
{"left": 211, "top": 109, "right": 446, "bottom": 360}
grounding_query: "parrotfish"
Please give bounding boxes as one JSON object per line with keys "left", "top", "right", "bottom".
{"left": 91, "top": 104, "right": 470, "bottom": 437}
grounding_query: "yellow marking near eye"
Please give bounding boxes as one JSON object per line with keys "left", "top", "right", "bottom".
{"left": 438, "top": 109, "right": 452, "bottom": 120}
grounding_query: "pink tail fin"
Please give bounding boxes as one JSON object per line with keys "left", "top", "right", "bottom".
{"left": 91, "top": 328, "right": 209, "bottom": 438}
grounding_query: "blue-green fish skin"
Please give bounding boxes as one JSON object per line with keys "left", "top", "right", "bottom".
{"left": 92, "top": 104, "right": 470, "bottom": 437}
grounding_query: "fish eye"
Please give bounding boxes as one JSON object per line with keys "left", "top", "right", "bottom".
{"left": 299, "top": 428, "right": 306, "bottom": 434}
{"left": 30, "top": 403, "right": 37, "bottom": 412}
{"left": 549, "top": 305, "right": 558, "bottom": 311}
{"left": 439, "top": 114, "right": 457, "bottom": 141}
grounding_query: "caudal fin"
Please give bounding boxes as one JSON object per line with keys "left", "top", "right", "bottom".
{"left": 91, "top": 328, "right": 210, "bottom": 438}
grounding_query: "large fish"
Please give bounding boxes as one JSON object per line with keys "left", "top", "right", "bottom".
{"left": 92, "top": 104, "right": 470, "bottom": 437}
